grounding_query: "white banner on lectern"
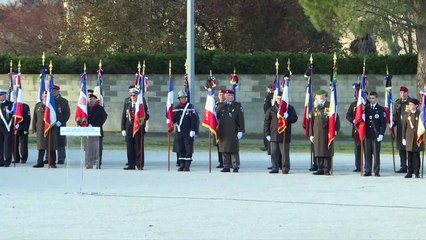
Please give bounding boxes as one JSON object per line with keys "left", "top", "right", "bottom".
{"left": 60, "top": 127, "right": 101, "bottom": 136}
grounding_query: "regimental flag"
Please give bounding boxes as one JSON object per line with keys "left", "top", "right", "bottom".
{"left": 417, "top": 91, "right": 426, "bottom": 146}
{"left": 94, "top": 66, "right": 104, "bottom": 107}
{"left": 384, "top": 74, "right": 395, "bottom": 139}
{"left": 8, "top": 69, "right": 14, "bottom": 102}
{"left": 184, "top": 74, "right": 191, "bottom": 103}
{"left": 13, "top": 72, "right": 24, "bottom": 133}
{"left": 230, "top": 73, "right": 239, "bottom": 101}
{"left": 166, "top": 76, "right": 174, "bottom": 134}
{"left": 133, "top": 72, "right": 146, "bottom": 137}
{"left": 302, "top": 63, "right": 313, "bottom": 139}
{"left": 355, "top": 73, "right": 367, "bottom": 141}
{"left": 278, "top": 76, "right": 290, "bottom": 134}
{"left": 202, "top": 89, "right": 218, "bottom": 143}
{"left": 271, "top": 74, "right": 280, "bottom": 106}
{"left": 75, "top": 71, "right": 89, "bottom": 127}
{"left": 38, "top": 67, "right": 47, "bottom": 103}
{"left": 43, "top": 74, "right": 57, "bottom": 136}
{"left": 328, "top": 63, "right": 338, "bottom": 147}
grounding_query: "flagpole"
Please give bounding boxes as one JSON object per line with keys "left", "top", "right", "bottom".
{"left": 309, "top": 54, "right": 315, "bottom": 171}
{"left": 282, "top": 59, "right": 291, "bottom": 174}
{"left": 168, "top": 60, "right": 172, "bottom": 172}
{"left": 208, "top": 70, "right": 213, "bottom": 173}
{"left": 13, "top": 60, "right": 17, "bottom": 167}
{"left": 386, "top": 65, "right": 397, "bottom": 175}
{"left": 360, "top": 58, "right": 366, "bottom": 176}
{"left": 48, "top": 60, "right": 53, "bottom": 169}
{"left": 331, "top": 53, "right": 337, "bottom": 175}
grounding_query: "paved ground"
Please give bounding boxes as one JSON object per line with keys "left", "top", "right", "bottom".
{"left": 1, "top": 148, "right": 426, "bottom": 240}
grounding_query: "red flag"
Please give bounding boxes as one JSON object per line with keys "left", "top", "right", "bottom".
{"left": 277, "top": 77, "right": 289, "bottom": 134}
{"left": 355, "top": 74, "right": 367, "bottom": 141}
{"left": 44, "top": 74, "right": 57, "bottom": 136}
{"left": 166, "top": 76, "right": 174, "bottom": 134}
{"left": 202, "top": 90, "right": 218, "bottom": 143}
{"left": 13, "top": 72, "right": 24, "bottom": 133}
{"left": 328, "top": 64, "right": 338, "bottom": 147}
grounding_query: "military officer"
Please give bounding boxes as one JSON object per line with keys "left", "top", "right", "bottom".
{"left": 364, "top": 91, "right": 387, "bottom": 177}
{"left": 402, "top": 98, "right": 423, "bottom": 178}
{"left": 309, "top": 89, "right": 340, "bottom": 175}
{"left": 264, "top": 92, "right": 298, "bottom": 174}
{"left": 215, "top": 89, "right": 226, "bottom": 168}
{"left": 217, "top": 89, "right": 245, "bottom": 173}
{"left": 393, "top": 86, "right": 411, "bottom": 173}
{"left": 0, "top": 89, "right": 14, "bottom": 167}
{"left": 346, "top": 83, "right": 361, "bottom": 172}
{"left": 13, "top": 102, "right": 31, "bottom": 164}
{"left": 262, "top": 84, "right": 274, "bottom": 152}
{"left": 121, "top": 88, "right": 149, "bottom": 170}
{"left": 172, "top": 90, "right": 197, "bottom": 171}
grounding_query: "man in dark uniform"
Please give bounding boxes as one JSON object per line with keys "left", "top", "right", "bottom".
{"left": 173, "top": 90, "right": 197, "bottom": 171}
{"left": 262, "top": 84, "right": 273, "bottom": 152}
{"left": 264, "top": 93, "right": 298, "bottom": 174}
{"left": 393, "top": 86, "right": 411, "bottom": 173}
{"left": 346, "top": 83, "right": 361, "bottom": 172}
{"left": 0, "top": 89, "right": 14, "bottom": 167}
{"left": 364, "top": 91, "right": 387, "bottom": 177}
{"left": 121, "top": 88, "right": 149, "bottom": 170}
{"left": 13, "top": 103, "right": 31, "bottom": 164}
{"left": 217, "top": 89, "right": 245, "bottom": 173}
{"left": 215, "top": 89, "right": 226, "bottom": 168}
{"left": 402, "top": 98, "right": 423, "bottom": 178}
{"left": 310, "top": 89, "right": 340, "bottom": 175}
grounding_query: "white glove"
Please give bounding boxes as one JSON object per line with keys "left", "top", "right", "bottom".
{"left": 88, "top": 124, "right": 92, "bottom": 127}
{"left": 266, "top": 135, "right": 271, "bottom": 141}
{"left": 121, "top": 130, "right": 126, "bottom": 137}
{"left": 309, "top": 136, "right": 314, "bottom": 143}
{"left": 377, "top": 134, "right": 383, "bottom": 142}
{"left": 6, "top": 109, "right": 12, "bottom": 114}
{"left": 353, "top": 120, "right": 355, "bottom": 124}
{"left": 56, "top": 121, "right": 62, "bottom": 127}
{"left": 237, "top": 132, "right": 243, "bottom": 139}
{"left": 284, "top": 112, "right": 288, "bottom": 118}
{"left": 23, "top": 131, "right": 28, "bottom": 135}
{"left": 189, "top": 131, "right": 195, "bottom": 137}
{"left": 15, "top": 124, "right": 20, "bottom": 129}
{"left": 402, "top": 139, "right": 406, "bottom": 146}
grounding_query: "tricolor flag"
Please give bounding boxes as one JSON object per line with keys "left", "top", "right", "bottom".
{"left": 166, "top": 76, "right": 174, "bottom": 134}
{"left": 133, "top": 72, "right": 146, "bottom": 137}
{"left": 417, "top": 91, "right": 426, "bottom": 146}
{"left": 277, "top": 76, "right": 290, "bottom": 134}
{"left": 271, "top": 74, "right": 280, "bottom": 106}
{"left": 355, "top": 73, "right": 367, "bottom": 141}
{"left": 230, "top": 73, "right": 239, "bottom": 101}
{"left": 43, "top": 74, "right": 57, "bottom": 136}
{"left": 94, "top": 66, "right": 104, "bottom": 107}
{"left": 384, "top": 74, "right": 395, "bottom": 139}
{"left": 302, "top": 63, "right": 313, "bottom": 139}
{"left": 202, "top": 89, "right": 218, "bottom": 143}
{"left": 38, "top": 67, "right": 47, "bottom": 103}
{"left": 13, "top": 72, "right": 24, "bottom": 133}
{"left": 8, "top": 69, "right": 14, "bottom": 102}
{"left": 75, "top": 71, "right": 89, "bottom": 127}
{"left": 328, "top": 62, "right": 338, "bottom": 147}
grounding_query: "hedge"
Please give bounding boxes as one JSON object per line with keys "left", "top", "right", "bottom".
{"left": 0, "top": 50, "right": 417, "bottom": 75}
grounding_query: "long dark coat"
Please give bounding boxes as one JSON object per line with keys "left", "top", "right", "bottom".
{"left": 16, "top": 103, "right": 31, "bottom": 134}
{"left": 403, "top": 110, "right": 424, "bottom": 152}
{"left": 88, "top": 104, "right": 108, "bottom": 137}
{"left": 32, "top": 102, "right": 58, "bottom": 150}
{"left": 393, "top": 97, "right": 411, "bottom": 149}
{"left": 345, "top": 100, "right": 358, "bottom": 139}
{"left": 0, "top": 100, "right": 13, "bottom": 133}
{"left": 310, "top": 101, "right": 340, "bottom": 157}
{"left": 121, "top": 99, "right": 149, "bottom": 140}
{"left": 55, "top": 95, "right": 70, "bottom": 147}
{"left": 264, "top": 104, "right": 298, "bottom": 143}
{"left": 217, "top": 101, "right": 245, "bottom": 153}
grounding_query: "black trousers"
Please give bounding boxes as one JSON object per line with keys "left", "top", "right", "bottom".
{"left": 38, "top": 149, "right": 56, "bottom": 165}
{"left": 217, "top": 145, "right": 223, "bottom": 165}
{"left": 223, "top": 152, "right": 240, "bottom": 169}
{"left": 399, "top": 149, "right": 408, "bottom": 170}
{"left": 316, "top": 157, "right": 331, "bottom": 172}
{"left": 0, "top": 130, "right": 13, "bottom": 166}
{"left": 177, "top": 132, "right": 194, "bottom": 162}
{"left": 407, "top": 151, "right": 420, "bottom": 175}
{"left": 13, "top": 132, "right": 28, "bottom": 163}
{"left": 270, "top": 142, "right": 290, "bottom": 172}
{"left": 354, "top": 140, "right": 361, "bottom": 170}
{"left": 365, "top": 138, "right": 381, "bottom": 174}
{"left": 126, "top": 132, "right": 144, "bottom": 169}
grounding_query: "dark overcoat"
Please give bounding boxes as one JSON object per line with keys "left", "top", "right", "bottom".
{"left": 264, "top": 104, "right": 298, "bottom": 143}
{"left": 32, "top": 102, "right": 58, "bottom": 150}
{"left": 393, "top": 97, "right": 411, "bottom": 149}
{"left": 217, "top": 101, "right": 245, "bottom": 153}
{"left": 403, "top": 110, "right": 424, "bottom": 152}
{"left": 55, "top": 95, "right": 70, "bottom": 147}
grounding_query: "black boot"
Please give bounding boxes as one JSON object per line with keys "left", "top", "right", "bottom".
{"left": 184, "top": 161, "right": 191, "bottom": 172}
{"left": 178, "top": 162, "right": 185, "bottom": 171}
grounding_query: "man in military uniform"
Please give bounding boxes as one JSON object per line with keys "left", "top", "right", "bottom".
{"left": 13, "top": 102, "right": 31, "bottom": 164}
{"left": 264, "top": 93, "right": 298, "bottom": 174}
{"left": 173, "top": 90, "right": 197, "bottom": 171}
{"left": 0, "top": 89, "right": 14, "bottom": 167}
{"left": 121, "top": 88, "right": 149, "bottom": 170}
{"left": 217, "top": 89, "right": 245, "bottom": 173}
{"left": 310, "top": 89, "right": 340, "bottom": 175}
{"left": 364, "top": 92, "right": 387, "bottom": 177}
{"left": 393, "top": 86, "right": 411, "bottom": 173}
{"left": 262, "top": 84, "right": 273, "bottom": 152}
{"left": 346, "top": 83, "right": 361, "bottom": 172}
{"left": 215, "top": 89, "right": 226, "bottom": 168}
{"left": 402, "top": 98, "right": 423, "bottom": 178}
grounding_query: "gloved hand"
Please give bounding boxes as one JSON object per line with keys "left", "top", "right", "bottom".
{"left": 284, "top": 112, "right": 288, "bottom": 118}
{"left": 15, "top": 124, "right": 20, "bottom": 129}
{"left": 237, "top": 132, "right": 243, "bottom": 139}
{"left": 23, "top": 131, "right": 28, "bottom": 135}
{"left": 377, "top": 134, "right": 383, "bottom": 142}
{"left": 189, "top": 131, "right": 195, "bottom": 137}
{"left": 56, "top": 121, "right": 62, "bottom": 127}
{"left": 266, "top": 135, "right": 271, "bottom": 141}
{"left": 88, "top": 124, "right": 92, "bottom": 127}
{"left": 309, "top": 136, "right": 314, "bottom": 143}
{"left": 353, "top": 120, "right": 355, "bottom": 124}
{"left": 6, "top": 109, "right": 12, "bottom": 114}
{"left": 121, "top": 130, "right": 126, "bottom": 137}
{"left": 402, "top": 139, "right": 406, "bottom": 146}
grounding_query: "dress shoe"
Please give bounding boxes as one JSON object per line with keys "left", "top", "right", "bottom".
{"left": 14, "top": 160, "right": 20, "bottom": 164}
{"left": 43, "top": 160, "right": 48, "bottom": 164}
{"left": 396, "top": 168, "right": 407, "bottom": 173}
{"left": 313, "top": 171, "right": 324, "bottom": 175}
{"left": 353, "top": 169, "right": 360, "bottom": 172}
{"left": 58, "top": 160, "right": 65, "bottom": 164}
{"left": 267, "top": 166, "right": 273, "bottom": 170}
{"left": 221, "top": 168, "right": 230, "bottom": 172}
{"left": 283, "top": 170, "right": 289, "bottom": 174}
{"left": 309, "top": 166, "right": 318, "bottom": 172}
{"left": 49, "top": 164, "right": 57, "bottom": 168}
{"left": 216, "top": 164, "right": 223, "bottom": 168}
{"left": 324, "top": 171, "right": 331, "bottom": 175}
{"left": 123, "top": 166, "right": 136, "bottom": 170}
{"left": 404, "top": 173, "right": 412, "bottom": 178}
{"left": 33, "top": 163, "right": 44, "bottom": 168}
{"left": 363, "top": 172, "right": 372, "bottom": 176}
{"left": 233, "top": 168, "right": 239, "bottom": 173}
{"left": 0, "top": 162, "right": 4, "bottom": 167}
{"left": 415, "top": 174, "right": 420, "bottom": 178}
{"left": 269, "top": 169, "right": 278, "bottom": 174}
{"left": 259, "top": 147, "right": 268, "bottom": 151}
{"left": 177, "top": 166, "right": 185, "bottom": 171}
{"left": 86, "top": 165, "right": 93, "bottom": 169}
{"left": 21, "top": 161, "right": 26, "bottom": 164}
{"left": 374, "top": 173, "right": 380, "bottom": 177}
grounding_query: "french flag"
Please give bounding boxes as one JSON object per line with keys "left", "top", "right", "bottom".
{"left": 328, "top": 69, "right": 338, "bottom": 147}
{"left": 277, "top": 76, "right": 289, "bottom": 134}
{"left": 38, "top": 67, "right": 47, "bottom": 103}
{"left": 384, "top": 74, "right": 394, "bottom": 139}
{"left": 8, "top": 69, "right": 14, "bottom": 102}
{"left": 13, "top": 72, "right": 24, "bottom": 133}
{"left": 166, "top": 76, "right": 174, "bottom": 134}
{"left": 43, "top": 74, "right": 57, "bottom": 136}
{"left": 355, "top": 74, "right": 367, "bottom": 141}
{"left": 133, "top": 72, "right": 146, "bottom": 137}
{"left": 417, "top": 91, "right": 426, "bottom": 146}
{"left": 202, "top": 89, "right": 218, "bottom": 143}
{"left": 75, "top": 71, "right": 88, "bottom": 127}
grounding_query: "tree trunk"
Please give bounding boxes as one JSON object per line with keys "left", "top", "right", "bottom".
{"left": 415, "top": 0, "right": 426, "bottom": 95}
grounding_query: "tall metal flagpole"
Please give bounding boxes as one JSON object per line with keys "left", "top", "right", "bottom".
{"left": 10, "top": 60, "right": 17, "bottom": 167}
{"left": 360, "top": 58, "right": 366, "bottom": 176}
{"left": 186, "top": 0, "right": 195, "bottom": 104}
{"left": 48, "top": 60, "right": 53, "bottom": 169}
{"left": 309, "top": 54, "right": 314, "bottom": 171}
{"left": 168, "top": 60, "right": 172, "bottom": 172}
{"left": 387, "top": 64, "right": 396, "bottom": 175}
{"left": 331, "top": 52, "right": 337, "bottom": 175}
{"left": 282, "top": 59, "right": 291, "bottom": 174}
